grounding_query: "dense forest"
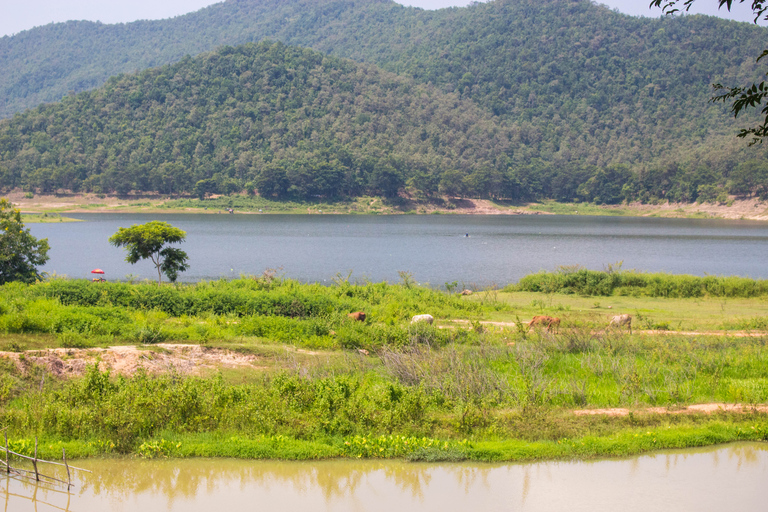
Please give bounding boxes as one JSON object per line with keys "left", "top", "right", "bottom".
{"left": 1, "top": 0, "right": 768, "bottom": 202}
{"left": 0, "top": 43, "right": 522, "bottom": 200}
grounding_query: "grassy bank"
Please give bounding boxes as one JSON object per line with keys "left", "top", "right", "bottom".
{"left": 9, "top": 191, "right": 768, "bottom": 220}
{"left": 8, "top": 420, "right": 768, "bottom": 463}
{"left": 0, "top": 276, "right": 498, "bottom": 350}
{"left": 1, "top": 275, "right": 767, "bottom": 462}
{"left": 511, "top": 266, "right": 768, "bottom": 298}
{"left": 20, "top": 212, "right": 81, "bottom": 223}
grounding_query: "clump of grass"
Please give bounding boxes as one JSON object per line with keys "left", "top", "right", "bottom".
{"left": 510, "top": 266, "right": 768, "bottom": 298}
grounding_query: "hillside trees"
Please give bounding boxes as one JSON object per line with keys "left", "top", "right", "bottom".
{"left": 0, "top": 42, "right": 525, "bottom": 201}
{"left": 1, "top": 30, "right": 768, "bottom": 203}
{"left": 651, "top": 0, "right": 768, "bottom": 143}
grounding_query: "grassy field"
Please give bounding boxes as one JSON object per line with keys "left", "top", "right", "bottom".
{"left": 490, "top": 291, "right": 768, "bottom": 332}
{"left": 0, "top": 274, "right": 767, "bottom": 462}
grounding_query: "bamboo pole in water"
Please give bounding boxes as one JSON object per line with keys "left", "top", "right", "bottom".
{"left": 33, "top": 438, "right": 39, "bottom": 482}
{"left": 63, "top": 448, "right": 71, "bottom": 488}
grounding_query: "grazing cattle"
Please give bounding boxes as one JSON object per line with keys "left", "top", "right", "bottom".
{"left": 347, "top": 311, "right": 366, "bottom": 322}
{"left": 411, "top": 314, "right": 434, "bottom": 325}
{"left": 460, "top": 289, "right": 473, "bottom": 296}
{"left": 528, "top": 315, "right": 561, "bottom": 333}
{"left": 609, "top": 314, "right": 632, "bottom": 334}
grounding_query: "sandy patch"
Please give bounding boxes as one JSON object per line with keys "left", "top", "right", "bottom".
{"left": 6, "top": 191, "right": 165, "bottom": 213}
{"left": 7, "top": 190, "right": 768, "bottom": 220}
{"left": 573, "top": 403, "right": 768, "bottom": 416}
{"left": 0, "top": 344, "right": 263, "bottom": 377}
{"left": 413, "top": 198, "right": 550, "bottom": 216}
{"left": 635, "top": 330, "right": 767, "bottom": 337}
{"left": 627, "top": 198, "right": 768, "bottom": 221}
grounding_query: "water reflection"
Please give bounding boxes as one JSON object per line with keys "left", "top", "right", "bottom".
{"left": 4, "top": 443, "right": 767, "bottom": 512}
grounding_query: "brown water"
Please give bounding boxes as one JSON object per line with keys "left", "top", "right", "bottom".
{"left": 3, "top": 443, "right": 767, "bottom": 512}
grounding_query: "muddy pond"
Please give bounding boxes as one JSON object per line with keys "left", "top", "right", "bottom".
{"left": 4, "top": 443, "right": 767, "bottom": 511}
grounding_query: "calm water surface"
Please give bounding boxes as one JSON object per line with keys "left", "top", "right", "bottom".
{"left": 28, "top": 214, "right": 768, "bottom": 284}
{"left": 4, "top": 443, "right": 767, "bottom": 512}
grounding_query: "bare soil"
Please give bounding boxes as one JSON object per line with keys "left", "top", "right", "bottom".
{"left": 7, "top": 190, "right": 768, "bottom": 220}
{"left": 573, "top": 403, "right": 768, "bottom": 416}
{"left": 413, "top": 198, "right": 551, "bottom": 216}
{"left": 446, "top": 319, "right": 767, "bottom": 337}
{"left": 0, "top": 344, "right": 263, "bottom": 377}
{"left": 627, "top": 197, "right": 768, "bottom": 221}
{"left": 6, "top": 191, "right": 162, "bottom": 213}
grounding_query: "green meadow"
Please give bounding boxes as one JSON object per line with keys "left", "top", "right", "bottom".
{"left": 1, "top": 271, "right": 767, "bottom": 461}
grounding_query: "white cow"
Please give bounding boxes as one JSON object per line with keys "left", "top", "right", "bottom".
{"left": 411, "top": 314, "right": 434, "bottom": 325}
{"left": 609, "top": 314, "right": 632, "bottom": 334}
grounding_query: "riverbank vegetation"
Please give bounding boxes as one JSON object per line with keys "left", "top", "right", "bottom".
{"left": 20, "top": 212, "right": 81, "bottom": 223}
{"left": 512, "top": 266, "right": 768, "bottom": 298}
{"left": 1, "top": 273, "right": 767, "bottom": 461}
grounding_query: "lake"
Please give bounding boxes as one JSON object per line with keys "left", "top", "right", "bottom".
{"left": 3, "top": 443, "right": 767, "bottom": 511}
{"left": 28, "top": 213, "right": 768, "bottom": 285}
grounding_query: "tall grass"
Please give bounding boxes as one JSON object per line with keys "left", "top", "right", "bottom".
{"left": 0, "top": 277, "right": 498, "bottom": 348}
{"left": 512, "top": 266, "right": 768, "bottom": 298}
{"left": 3, "top": 329, "right": 768, "bottom": 454}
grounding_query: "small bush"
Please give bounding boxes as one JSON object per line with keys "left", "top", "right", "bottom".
{"left": 58, "top": 331, "right": 95, "bottom": 348}
{"left": 131, "top": 323, "right": 170, "bottom": 344}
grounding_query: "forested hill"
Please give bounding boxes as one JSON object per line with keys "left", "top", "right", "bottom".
{"left": 2, "top": 0, "right": 766, "bottom": 133}
{"left": 0, "top": 42, "right": 520, "bottom": 199}
{"left": 2, "top": 0, "right": 768, "bottom": 202}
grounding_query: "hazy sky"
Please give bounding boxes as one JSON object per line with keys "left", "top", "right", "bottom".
{"left": 0, "top": 0, "right": 762, "bottom": 38}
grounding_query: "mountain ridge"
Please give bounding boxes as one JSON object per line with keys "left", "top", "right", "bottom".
{"left": 2, "top": 0, "right": 768, "bottom": 203}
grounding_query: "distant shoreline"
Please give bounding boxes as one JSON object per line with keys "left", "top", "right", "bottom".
{"left": 6, "top": 191, "right": 768, "bottom": 221}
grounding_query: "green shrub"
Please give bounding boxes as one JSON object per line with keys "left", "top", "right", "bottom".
{"left": 515, "top": 267, "right": 768, "bottom": 298}
{"left": 131, "top": 323, "right": 170, "bottom": 344}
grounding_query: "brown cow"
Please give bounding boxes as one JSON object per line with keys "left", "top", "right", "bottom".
{"left": 609, "top": 314, "right": 632, "bottom": 334}
{"left": 347, "top": 311, "right": 366, "bottom": 322}
{"left": 528, "top": 315, "right": 561, "bottom": 333}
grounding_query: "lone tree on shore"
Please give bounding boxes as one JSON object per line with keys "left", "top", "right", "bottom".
{"left": 0, "top": 198, "right": 50, "bottom": 284}
{"left": 109, "top": 221, "right": 189, "bottom": 284}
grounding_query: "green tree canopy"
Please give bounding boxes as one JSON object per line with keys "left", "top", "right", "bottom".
{"left": 0, "top": 198, "right": 50, "bottom": 284}
{"left": 109, "top": 221, "right": 189, "bottom": 283}
{"left": 651, "top": 0, "right": 768, "bottom": 143}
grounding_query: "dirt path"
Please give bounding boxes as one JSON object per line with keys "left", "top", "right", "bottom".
{"left": 0, "top": 344, "right": 263, "bottom": 377}
{"left": 446, "top": 319, "right": 766, "bottom": 337}
{"left": 573, "top": 403, "right": 768, "bottom": 416}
